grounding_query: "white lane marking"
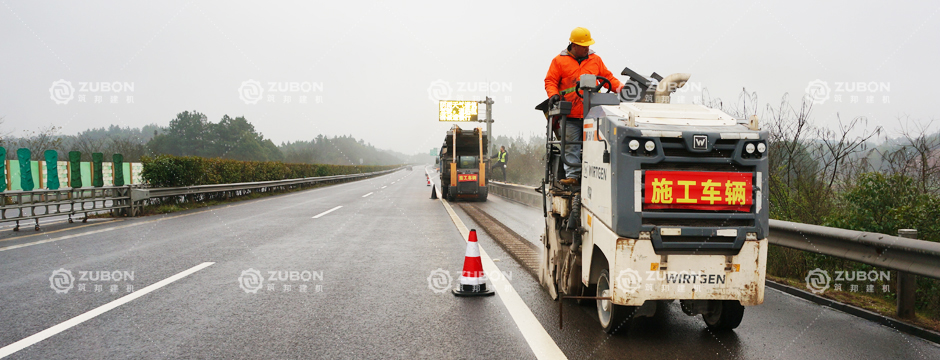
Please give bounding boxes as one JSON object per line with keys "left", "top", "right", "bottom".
{"left": 312, "top": 206, "right": 343, "bottom": 219}
{"left": 362, "top": 192, "right": 373, "bottom": 198}
{"left": 381, "top": 186, "right": 387, "bottom": 189}
{"left": 439, "top": 200, "right": 567, "bottom": 360}
{"left": 0, "top": 262, "right": 215, "bottom": 358}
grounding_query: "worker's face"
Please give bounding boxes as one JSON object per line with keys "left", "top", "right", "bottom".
{"left": 570, "top": 43, "right": 589, "bottom": 58}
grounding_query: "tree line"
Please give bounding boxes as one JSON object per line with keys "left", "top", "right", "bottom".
{"left": 0, "top": 111, "right": 410, "bottom": 166}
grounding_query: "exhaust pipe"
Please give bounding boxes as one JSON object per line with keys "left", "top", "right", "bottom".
{"left": 654, "top": 73, "right": 691, "bottom": 103}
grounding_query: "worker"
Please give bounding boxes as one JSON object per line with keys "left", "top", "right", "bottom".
{"left": 544, "top": 27, "right": 622, "bottom": 186}
{"left": 489, "top": 146, "right": 508, "bottom": 181}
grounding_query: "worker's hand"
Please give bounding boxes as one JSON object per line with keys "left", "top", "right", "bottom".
{"left": 614, "top": 84, "right": 624, "bottom": 93}
{"left": 549, "top": 94, "right": 560, "bottom": 103}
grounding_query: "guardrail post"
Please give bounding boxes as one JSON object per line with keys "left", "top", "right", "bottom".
{"left": 897, "top": 229, "right": 918, "bottom": 319}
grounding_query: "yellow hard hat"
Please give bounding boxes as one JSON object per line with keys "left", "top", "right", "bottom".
{"left": 569, "top": 27, "right": 595, "bottom": 46}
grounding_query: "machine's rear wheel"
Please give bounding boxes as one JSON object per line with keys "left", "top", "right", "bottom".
{"left": 539, "top": 235, "right": 559, "bottom": 300}
{"left": 702, "top": 300, "right": 745, "bottom": 330}
{"left": 597, "top": 269, "right": 634, "bottom": 334}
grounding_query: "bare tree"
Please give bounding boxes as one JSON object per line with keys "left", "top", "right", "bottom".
{"left": 20, "top": 125, "right": 63, "bottom": 159}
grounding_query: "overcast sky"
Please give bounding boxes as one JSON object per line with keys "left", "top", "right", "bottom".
{"left": 1, "top": 0, "right": 938, "bottom": 155}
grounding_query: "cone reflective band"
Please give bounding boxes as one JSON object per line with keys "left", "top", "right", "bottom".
{"left": 453, "top": 229, "right": 494, "bottom": 296}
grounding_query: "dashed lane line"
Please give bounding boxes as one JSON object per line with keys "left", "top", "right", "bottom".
{"left": 312, "top": 206, "right": 343, "bottom": 219}
{"left": 362, "top": 192, "right": 373, "bottom": 198}
{"left": 0, "top": 262, "right": 215, "bottom": 358}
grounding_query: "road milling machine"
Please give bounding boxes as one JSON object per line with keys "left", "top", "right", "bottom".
{"left": 537, "top": 68, "right": 768, "bottom": 333}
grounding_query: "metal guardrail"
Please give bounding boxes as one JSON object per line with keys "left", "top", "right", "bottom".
{"left": 1, "top": 168, "right": 402, "bottom": 230}
{"left": 488, "top": 181, "right": 940, "bottom": 319}
{"left": 1, "top": 187, "right": 133, "bottom": 230}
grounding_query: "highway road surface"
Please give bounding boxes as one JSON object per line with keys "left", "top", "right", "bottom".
{"left": 0, "top": 168, "right": 938, "bottom": 359}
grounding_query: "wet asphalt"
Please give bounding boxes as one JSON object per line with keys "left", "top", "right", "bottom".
{"left": 0, "top": 167, "right": 937, "bottom": 359}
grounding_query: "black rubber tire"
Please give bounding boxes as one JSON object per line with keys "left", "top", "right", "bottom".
{"left": 441, "top": 185, "right": 448, "bottom": 199}
{"left": 597, "top": 269, "right": 633, "bottom": 334}
{"left": 702, "top": 300, "right": 745, "bottom": 330}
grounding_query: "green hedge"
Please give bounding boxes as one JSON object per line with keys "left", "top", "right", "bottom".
{"left": 141, "top": 155, "right": 398, "bottom": 187}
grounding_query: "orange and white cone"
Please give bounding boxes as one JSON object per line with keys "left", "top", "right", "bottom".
{"left": 453, "top": 229, "right": 495, "bottom": 297}
{"left": 426, "top": 174, "right": 431, "bottom": 186}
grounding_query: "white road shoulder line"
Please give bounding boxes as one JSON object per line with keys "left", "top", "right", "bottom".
{"left": 312, "top": 206, "right": 343, "bottom": 219}
{"left": 362, "top": 192, "right": 373, "bottom": 198}
{"left": 439, "top": 200, "right": 567, "bottom": 360}
{"left": 0, "top": 262, "right": 215, "bottom": 358}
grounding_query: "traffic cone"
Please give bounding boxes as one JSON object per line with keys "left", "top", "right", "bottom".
{"left": 453, "top": 229, "right": 495, "bottom": 297}
{"left": 426, "top": 174, "right": 431, "bottom": 186}
{"left": 430, "top": 186, "right": 438, "bottom": 199}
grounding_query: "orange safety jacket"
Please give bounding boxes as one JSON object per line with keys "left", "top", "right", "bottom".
{"left": 544, "top": 49, "right": 622, "bottom": 120}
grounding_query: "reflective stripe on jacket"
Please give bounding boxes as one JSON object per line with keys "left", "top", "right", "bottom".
{"left": 544, "top": 49, "right": 622, "bottom": 119}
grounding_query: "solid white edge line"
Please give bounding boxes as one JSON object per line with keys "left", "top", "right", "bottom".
{"left": 312, "top": 206, "right": 343, "bottom": 219}
{"left": 0, "top": 262, "right": 215, "bottom": 358}
{"left": 362, "top": 192, "right": 373, "bottom": 198}
{"left": 439, "top": 199, "right": 567, "bottom": 360}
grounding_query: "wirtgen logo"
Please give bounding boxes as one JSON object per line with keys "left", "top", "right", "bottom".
{"left": 49, "top": 268, "right": 74, "bottom": 294}
{"left": 805, "top": 268, "right": 831, "bottom": 294}
{"left": 427, "top": 268, "right": 453, "bottom": 294}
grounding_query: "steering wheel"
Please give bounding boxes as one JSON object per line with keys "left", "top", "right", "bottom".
{"left": 575, "top": 76, "right": 613, "bottom": 98}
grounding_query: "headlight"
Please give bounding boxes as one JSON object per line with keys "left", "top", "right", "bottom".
{"left": 746, "top": 143, "right": 755, "bottom": 154}
{"left": 645, "top": 141, "right": 655, "bottom": 152}
{"left": 629, "top": 139, "right": 640, "bottom": 151}
{"left": 757, "top": 142, "right": 766, "bottom": 153}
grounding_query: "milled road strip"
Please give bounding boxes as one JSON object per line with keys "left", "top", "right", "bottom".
{"left": 312, "top": 206, "right": 343, "bottom": 219}
{"left": 0, "top": 262, "right": 215, "bottom": 358}
{"left": 439, "top": 194, "right": 567, "bottom": 360}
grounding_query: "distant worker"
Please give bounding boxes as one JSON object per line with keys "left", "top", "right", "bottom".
{"left": 489, "top": 146, "right": 508, "bottom": 181}
{"left": 544, "top": 27, "right": 622, "bottom": 186}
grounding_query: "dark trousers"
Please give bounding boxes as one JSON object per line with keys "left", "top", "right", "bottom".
{"left": 489, "top": 163, "right": 506, "bottom": 181}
